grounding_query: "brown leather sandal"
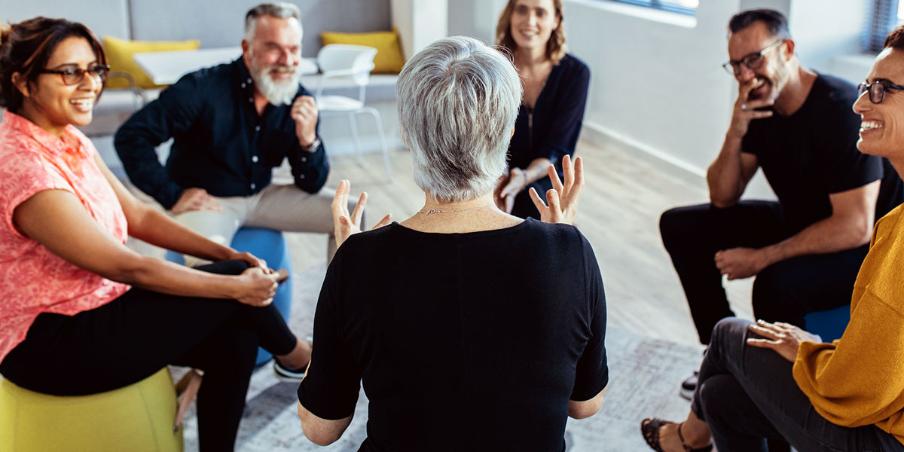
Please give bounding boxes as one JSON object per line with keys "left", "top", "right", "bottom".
{"left": 640, "top": 418, "right": 713, "bottom": 452}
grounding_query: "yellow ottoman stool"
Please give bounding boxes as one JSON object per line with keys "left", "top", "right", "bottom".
{"left": 0, "top": 368, "right": 183, "bottom": 452}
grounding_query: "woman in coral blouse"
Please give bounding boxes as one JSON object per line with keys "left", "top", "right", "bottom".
{"left": 0, "top": 18, "right": 311, "bottom": 451}
{"left": 640, "top": 25, "right": 904, "bottom": 452}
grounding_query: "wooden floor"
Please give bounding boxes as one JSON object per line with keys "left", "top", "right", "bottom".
{"left": 283, "top": 140, "right": 755, "bottom": 347}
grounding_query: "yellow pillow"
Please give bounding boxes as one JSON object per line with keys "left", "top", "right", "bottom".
{"left": 320, "top": 30, "right": 405, "bottom": 74}
{"left": 103, "top": 36, "right": 201, "bottom": 89}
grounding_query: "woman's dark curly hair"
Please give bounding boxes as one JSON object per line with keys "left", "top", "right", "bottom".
{"left": 0, "top": 17, "right": 106, "bottom": 113}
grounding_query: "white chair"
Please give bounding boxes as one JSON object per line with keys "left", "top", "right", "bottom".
{"left": 315, "top": 44, "right": 392, "bottom": 179}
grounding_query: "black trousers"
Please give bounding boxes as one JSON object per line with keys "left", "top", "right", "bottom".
{"left": 511, "top": 178, "right": 552, "bottom": 220}
{"left": 692, "top": 318, "right": 903, "bottom": 451}
{"left": 0, "top": 260, "right": 297, "bottom": 452}
{"left": 660, "top": 201, "right": 868, "bottom": 344}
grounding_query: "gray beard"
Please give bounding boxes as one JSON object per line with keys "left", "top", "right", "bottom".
{"left": 252, "top": 66, "right": 301, "bottom": 106}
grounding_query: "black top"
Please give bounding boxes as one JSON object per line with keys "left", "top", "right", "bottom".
{"left": 298, "top": 219, "right": 608, "bottom": 452}
{"left": 508, "top": 54, "right": 590, "bottom": 171}
{"left": 741, "top": 73, "right": 902, "bottom": 233}
{"left": 114, "top": 58, "right": 329, "bottom": 209}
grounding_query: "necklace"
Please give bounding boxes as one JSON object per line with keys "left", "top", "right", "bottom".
{"left": 416, "top": 204, "right": 496, "bottom": 216}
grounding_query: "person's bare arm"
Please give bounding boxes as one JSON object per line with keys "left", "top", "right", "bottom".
{"left": 716, "top": 181, "right": 879, "bottom": 279}
{"left": 707, "top": 78, "right": 772, "bottom": 207}
{"left": 568, "top": 386, "right": 607, "bottom": 419}
{"left": 297, "top": 402, "right": 353, "bottom": 446}
{"left": 13, "top": 188, "right": 278, "bottom": 305}
{"left": 760, "top": 181, "right": 878, "bottom": 262}
{"left": 94, "top": 154, "right": 261, "bottom": 266}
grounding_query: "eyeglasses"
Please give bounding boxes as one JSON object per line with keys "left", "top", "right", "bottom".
{"left": 858, "top": 79, "right": 904, "bottom": 104}
{"left": 39, "top": 64, "right": 110, "bottom": 86}
{"left": 722, "top": 40, "right": 785, "bottom": 76}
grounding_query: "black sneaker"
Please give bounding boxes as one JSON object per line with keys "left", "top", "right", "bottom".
{"left": 680, "top": 371, "right": 698, "bottom": 400}
{"left": 273, "top": 360, "right": 308, "bottom": 381}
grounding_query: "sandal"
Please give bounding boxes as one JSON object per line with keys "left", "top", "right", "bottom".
{"left": 640, "top": 418, "right": 713, "bottom": 452}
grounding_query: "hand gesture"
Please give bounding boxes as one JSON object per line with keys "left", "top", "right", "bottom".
{"left": 747, "top": 320, "right": 822, "bottom": 362}
{"left": 714, "top": 247, "right": 768, "bottom": 280}
{"left": 528, "top": 155, "right": 584, "bottom": 224}
{"left": 728, "top": 78, "right": 774, "bottom": 139}
{"left": 171, "top": 188, "right": 221, "bottom": 215}
{"left": 496, "top": 168, "right": 527, "bottom": 213}
{"left": 291, "top": 95, "right": 318, "bottom": 150}
{"left": 233, "top": 267, "right": 281, "bottom": 306}
{"left": 226, "top": 250, "right": 268, "bottom": 270}
{"left": 331, "top": 180, "right": 392, "bottom": 249}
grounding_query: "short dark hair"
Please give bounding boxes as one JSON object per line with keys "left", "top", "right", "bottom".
{"left": 728, "top": 9, "right": 791, "bottom": 39}
{"left": 885, "top": 25, "right": 904, "bottom": 50}
{"left": 0, "top": 17, "right": 106, "bottom": 113}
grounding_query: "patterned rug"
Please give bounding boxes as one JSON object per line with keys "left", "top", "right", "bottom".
{"left": 181, "top": 265, "right": 703, "bottom": 452}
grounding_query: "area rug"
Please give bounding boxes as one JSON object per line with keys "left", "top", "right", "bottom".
{"left": 181, "top": 265, "right": 702, "bottom": 452}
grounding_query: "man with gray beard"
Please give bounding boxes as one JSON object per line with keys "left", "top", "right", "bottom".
{"left": 115, "top": 2, "right": 353, "bottom": 271}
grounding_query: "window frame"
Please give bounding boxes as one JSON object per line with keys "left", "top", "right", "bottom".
{"left": 605, "top": 0, "right": 697, "bottom": 16}
{"left": 866, "top": 0, "right": 900, "bottom": 52}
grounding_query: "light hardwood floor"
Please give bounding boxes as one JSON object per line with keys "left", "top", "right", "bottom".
{"left": 283, "top": 140, "right": 756, "bottom": 347}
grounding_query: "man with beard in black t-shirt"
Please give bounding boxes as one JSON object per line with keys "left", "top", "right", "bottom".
{"left": 659, "top": 9, "right": 903, "bottom": 404}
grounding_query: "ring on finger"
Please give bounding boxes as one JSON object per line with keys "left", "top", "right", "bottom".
{"left": 741, "top": 103, "right": 748, "bottom": 111}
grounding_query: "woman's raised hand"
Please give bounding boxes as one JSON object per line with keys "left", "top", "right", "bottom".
{"left": 332, "top": 180, "right": 392, "bottom": 249}
{"left": 528, "top": 155, "right": 584, "bottom": 225}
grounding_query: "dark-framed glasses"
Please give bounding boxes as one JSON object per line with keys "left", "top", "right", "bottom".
{"left": 39, "top": 64, "right": 110, "bottom": 86}
{"left": 722, "top": 40, "right": 785, "bottom": 76}
{"left": 858, "top": 79, "right": 904, "bottom": 104}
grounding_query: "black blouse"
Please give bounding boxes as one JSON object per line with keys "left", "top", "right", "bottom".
{"left": 508, "top": 54, "right": 590, "bottom": 171}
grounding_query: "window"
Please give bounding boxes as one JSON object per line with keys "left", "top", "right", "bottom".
{"left": 865, "top": 0, "right": 899, "bottom": 52}
{"left": 607, "top": 0, "right": 699, "bottom": 16}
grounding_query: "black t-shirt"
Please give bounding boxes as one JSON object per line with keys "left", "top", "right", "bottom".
{"left": 297, "top": 219, "right": 608, "bottom": 452}
{"left": 741, "top": 74, "right": 900, "bottom": 233}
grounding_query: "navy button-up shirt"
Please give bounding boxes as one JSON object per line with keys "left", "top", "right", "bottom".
{"left": 114, "top": 57, "right": 329, "bottom": 209}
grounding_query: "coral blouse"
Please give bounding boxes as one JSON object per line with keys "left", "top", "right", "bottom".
{"left": 0, "top": 112, "right": 130, "bottom": 363}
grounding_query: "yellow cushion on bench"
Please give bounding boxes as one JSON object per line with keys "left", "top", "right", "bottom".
{"left": 321, "top": 30, "right": 405, "bottom": 74}
{"left": 0, "top": 368, "right": 183, "bottom": 452}
{"left": 103, "top": 36, "right": 200, "bottom": 89}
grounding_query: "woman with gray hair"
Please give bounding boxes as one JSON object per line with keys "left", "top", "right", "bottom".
{"left": 295, "top": 36, "right": 608, "bottom": 451}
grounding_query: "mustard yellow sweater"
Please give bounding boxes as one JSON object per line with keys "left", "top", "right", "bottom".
{"left": 793, "top": 204, "right": 904, "bottom": 444}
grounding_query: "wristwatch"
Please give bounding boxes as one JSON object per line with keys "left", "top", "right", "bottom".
{"left": 301, "top": 136, "right": 321, "bottom": 152}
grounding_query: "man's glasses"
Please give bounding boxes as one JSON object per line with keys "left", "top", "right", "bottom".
{"left": 39, "top": 64, "right": 110, "bottom": 86}
{"left": 858, "top": 79, "right": 904, "bottom": 104}
{"left": 722, "top": 40, "right": 785, "bottom": 76}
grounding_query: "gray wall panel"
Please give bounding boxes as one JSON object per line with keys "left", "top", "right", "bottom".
{"left": 129, "top": 0, "right": 391, "bottom": 56}
{"left": 0, "top": 0, "right": 130, "bottom": 40}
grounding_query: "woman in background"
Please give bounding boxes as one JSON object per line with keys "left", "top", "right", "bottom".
{"left": 494, "top": 0, "right": 591, "bottom": 219}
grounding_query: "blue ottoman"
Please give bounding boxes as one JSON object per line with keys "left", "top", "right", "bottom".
{"left": 803, "top": 305, "right": 850, "bottom": 342}
{"left": 166, "top": 227, "right": 293, "bottom": 366}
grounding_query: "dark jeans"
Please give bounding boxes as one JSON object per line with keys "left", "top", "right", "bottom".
{"left": 0, "top": 260, "right": 297, "bottom": 452}
{"left": 692, "top": 318, "right": 903, "bottom": 451}
{"left": 660, "top": 201, "right": 868, "bottom": 344}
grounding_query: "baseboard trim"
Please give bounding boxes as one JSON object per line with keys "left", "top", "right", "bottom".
{"left": 581, "top": 120, "right": 706, "bottom": 178}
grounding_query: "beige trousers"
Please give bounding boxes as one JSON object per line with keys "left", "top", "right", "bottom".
{"left": 175, "top": 184, "right": 348, "bottom": 267}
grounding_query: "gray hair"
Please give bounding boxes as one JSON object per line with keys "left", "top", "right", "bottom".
{"left": 244, "top": 2, "right": 301, "bottom": 41}
{"left": 397, "top": 36, "right": 522, "bottom": 202}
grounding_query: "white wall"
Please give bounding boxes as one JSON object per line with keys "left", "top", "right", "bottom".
{"left": 447, "top": 0, "right": 507, "bottom": 43}
{"left": 565, "top": 0, "right": 739, "bottom": 174}
{"left": 392, "top": 0, "right": 449, "bottom": 58}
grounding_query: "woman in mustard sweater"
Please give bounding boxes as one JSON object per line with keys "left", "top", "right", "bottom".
{"left": 639, "top": 27, "right": 904, "bottom": 452}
